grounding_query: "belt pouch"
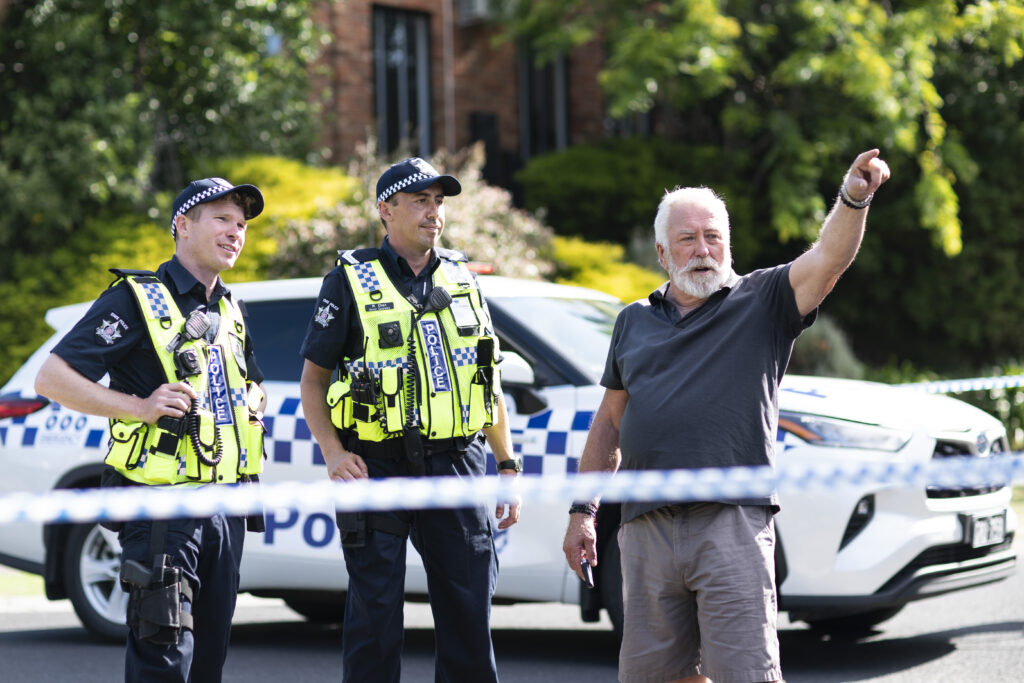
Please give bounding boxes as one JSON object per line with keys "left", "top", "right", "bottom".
{"left": 379, "top": 366, "right": 403, "bottom": 433}
{"left": 336, "top": 511, "right": 367, "bottom": 547}
{"left": 106, "top": 420, "right": 148, "bottom": 470}
{"left": 326, "top": 379, "right": 354, "bottom": 430}
{"left": 243, "top": 418, "right": 265, "bottom": 475}
{"left": 141, "top": 450, "right": 179, "bottom": 485}
{"left": 141, "top": 417, "right": 185, "bottom": 484}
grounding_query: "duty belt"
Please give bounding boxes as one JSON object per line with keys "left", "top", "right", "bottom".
{"left": 353, "top": 436, "right": 473, "bottom": 461}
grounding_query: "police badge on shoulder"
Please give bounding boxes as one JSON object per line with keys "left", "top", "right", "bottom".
{"left": 95, "top": 313, "right": 129, "bottom": 345}
{"left": 315, "top": 299, "right": 339, "bottom": 328}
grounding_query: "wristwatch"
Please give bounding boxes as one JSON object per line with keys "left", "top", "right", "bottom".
{"left": 496, "top": 457, "right": 522, "bottom": 473}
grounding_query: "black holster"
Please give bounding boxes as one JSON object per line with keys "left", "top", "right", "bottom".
{"left": 336, "top": 512, "right": 367, "bottom": 548}
{"left": 335, "top": 511, "right": 410, "bottom": 548}
{"left": 120, "top": 553, "right": 194, "bottom": 645}
{"left": 241, "top": 474, "right": 265, "bottom": 533}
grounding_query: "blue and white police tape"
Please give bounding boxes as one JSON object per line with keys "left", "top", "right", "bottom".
{"left": 0, "top": 454, "right": 1022, "bottom": 526}
{"left": 898, "top": 374, "right": 1024, "bottom": 394}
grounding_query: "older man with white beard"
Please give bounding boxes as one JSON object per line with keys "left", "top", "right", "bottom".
{"left": 563, "top": 150, "right": 890, "bottom": 683}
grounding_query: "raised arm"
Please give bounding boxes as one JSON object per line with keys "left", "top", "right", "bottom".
{"left": 789, "top": 149, "right": 891, "bottom": 316}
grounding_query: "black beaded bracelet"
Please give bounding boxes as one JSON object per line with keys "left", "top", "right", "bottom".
{"left": 569, "top": 502, "right": 598, "bottom": 517}
{"left": 839, "top": 183, "right": 873, "bottom": 210}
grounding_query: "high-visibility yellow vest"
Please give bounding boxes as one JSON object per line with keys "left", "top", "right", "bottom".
{"left": 103, "top": 271, "right": 265, "bottom": 486}
{"left": 325, "top": 249, "right": 499, "bottom": 442}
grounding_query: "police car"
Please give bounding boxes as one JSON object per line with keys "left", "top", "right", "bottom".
{"left": 0, "top": 276, "right": 1016, "bottom": 640}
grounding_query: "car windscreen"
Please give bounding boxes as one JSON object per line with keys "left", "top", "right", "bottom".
{"left": 243, "top": 298, "right": 315, "bottom": 382}
{"left": 490, "top": 296, "right": 623, "bottom": 384}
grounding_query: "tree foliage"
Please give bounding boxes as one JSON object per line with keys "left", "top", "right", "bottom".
{"left": 0, "top": 0, "right": 325, "bottom": 278}
{"left": 501, "top": 0, "right": 1024, "bottom": 253}
{"left": 505, "top": 0, "right": 1024, "bottom": 372}
{"left": 0, "top": 153, "right": 353, "bottom": 385}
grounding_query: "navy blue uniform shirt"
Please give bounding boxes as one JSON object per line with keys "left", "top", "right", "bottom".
{"left": 51, "top": 256, "right": 264, "bottom": 398}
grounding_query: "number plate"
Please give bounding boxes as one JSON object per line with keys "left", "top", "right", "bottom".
{"left": 965, "top": 511, "right": 1007, "bottom": 548}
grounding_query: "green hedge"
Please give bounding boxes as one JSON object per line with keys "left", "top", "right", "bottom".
{"left": 516, "top": 139, "right": 755, "bottom": 249}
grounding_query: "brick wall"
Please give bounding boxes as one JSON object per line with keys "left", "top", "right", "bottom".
{"left": 314, "top": 1, "right": 607, "bottom": 172}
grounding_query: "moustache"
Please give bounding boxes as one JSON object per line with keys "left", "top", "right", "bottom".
{"left": 682, "top": 256, "right": 721, "bottom": 273}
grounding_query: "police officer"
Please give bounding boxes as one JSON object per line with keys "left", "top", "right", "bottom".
{"left": 299, "top": 157, "right": 522, "bottom": 683}
{"left": 35, "top": 178, "right": 267, "bottom": 683}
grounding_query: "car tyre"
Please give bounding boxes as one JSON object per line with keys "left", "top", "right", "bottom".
{"left": 64, "top": 523, "right": 129, "bottom": 643}
{"left": 803, "top": 606, "right": 905, "bottom": 636}
{"left": 598, "top": 536, "right": 624, "bottom": 643}
{"left": 283, "top": 595, "right": 346, "bottom": 623}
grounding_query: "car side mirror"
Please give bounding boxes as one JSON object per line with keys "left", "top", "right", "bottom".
{"left": 500, "top": 351, "right": 547, "bottom": 414}
{"left": 500, "top": 351, "right": 535, "bottom": 386}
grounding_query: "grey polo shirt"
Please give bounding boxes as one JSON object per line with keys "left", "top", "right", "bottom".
{"left": 602, "top": 263, "right": 816, "bottom": 522}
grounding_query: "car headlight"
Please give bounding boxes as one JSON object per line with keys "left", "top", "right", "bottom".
{"left": 779, "top": 411, "right": 912, "bottom": 452}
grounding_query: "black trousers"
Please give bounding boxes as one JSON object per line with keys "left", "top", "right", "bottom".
{"left": 119, "top": 513, "right": 245, "bottom": 683}
{"left": 338, "top": 441, "right": 500, "bottom": 683}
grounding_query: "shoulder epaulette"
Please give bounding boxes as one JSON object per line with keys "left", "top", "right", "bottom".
{"left": 435, "top": 247, "right": 468, "bottom": 263}
{"left": 109, "top": 268, "right": 157, "bottom": 278}
{"left": 107, "top": 268, "right": 158, "bottom": 289}
{"left": 336, "top": 248, "right": 380, "bottom": 267}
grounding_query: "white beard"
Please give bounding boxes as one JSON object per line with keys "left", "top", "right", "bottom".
{"left": 667, "top": 252, "right": 730, "bottom": 300}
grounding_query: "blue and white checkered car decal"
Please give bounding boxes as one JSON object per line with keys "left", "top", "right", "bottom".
{"left": 0, "top": 393, "right": 106, "bottom": 450}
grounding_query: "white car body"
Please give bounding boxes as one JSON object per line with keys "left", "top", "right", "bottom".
{"left": 0, "top": 275, "right": 1015, "bottom": 638}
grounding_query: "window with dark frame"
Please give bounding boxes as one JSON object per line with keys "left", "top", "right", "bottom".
{"left": 373, "top": 6, "right": 432, "bottom": 157}
{"left": 518, "top": 44, "right": 569, "bottom": 161}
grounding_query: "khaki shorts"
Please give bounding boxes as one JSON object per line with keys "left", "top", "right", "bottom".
{"left": 617, "top": 503, "right": 782, "bottom": 683}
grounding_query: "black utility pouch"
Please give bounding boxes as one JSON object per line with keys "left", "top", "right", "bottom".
{"left": 242, "top": 474, "right": 265, "bottom": 533}
{"left": 402, "top": 427, "right": 426, "bottom": 477}
{"left": 336, "top": 512, "right": 367, "bottom": 548}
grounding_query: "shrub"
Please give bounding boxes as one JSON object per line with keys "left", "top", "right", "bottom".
{"left": 0, "top": 155, "right": 362, "bottom": 385}
{"left": 789, "top": 315, "right": 866, "bottom": 379}
{"left": 268, "top": 142, "right": 556, "bottom": 280}
{"left": 516, "top": 139, "right": 753, "bottom": 249}
{"left": 551, "top": 236, "right": 664, "bottom": 304}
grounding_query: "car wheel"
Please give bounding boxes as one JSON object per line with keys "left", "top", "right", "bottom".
{"left": 284, "top": 595, "right": 346, "bottom": 623}
{"left": 598, "top": 536, "right": 624, "bottom": 643}
{"left": 64, "top": 523, "right": 129, "bottom": 642}
{"left": 803, "top": 606, "right": 905, "bottom": 636}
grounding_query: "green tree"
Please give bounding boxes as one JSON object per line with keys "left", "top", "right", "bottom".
{"left": 505, "top": 0, "right": 1024, "bottom": 372}
{"left": 0, "top": 0, "right": 324, "bottom": 278}
{"left": 501, "top": 0, "right": 1023, "bottom": 252}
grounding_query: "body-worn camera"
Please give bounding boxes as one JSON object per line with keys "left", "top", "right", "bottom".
{"left": 174, "top": 347, "right": 202, "bottom": 377}
{"left": 350, "top": 372, "right": 378, "bottom": 405}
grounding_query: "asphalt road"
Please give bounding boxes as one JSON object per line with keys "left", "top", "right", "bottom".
{"left": 1, "top": 552, "right": 1023, "bottom": 682}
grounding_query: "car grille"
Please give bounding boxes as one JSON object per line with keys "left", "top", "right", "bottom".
{"left": 876, "top": 534, "right": 1016, "bottom": 594}
{"left": 926, "top": 435, "right": 1010, "bottom": 498}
